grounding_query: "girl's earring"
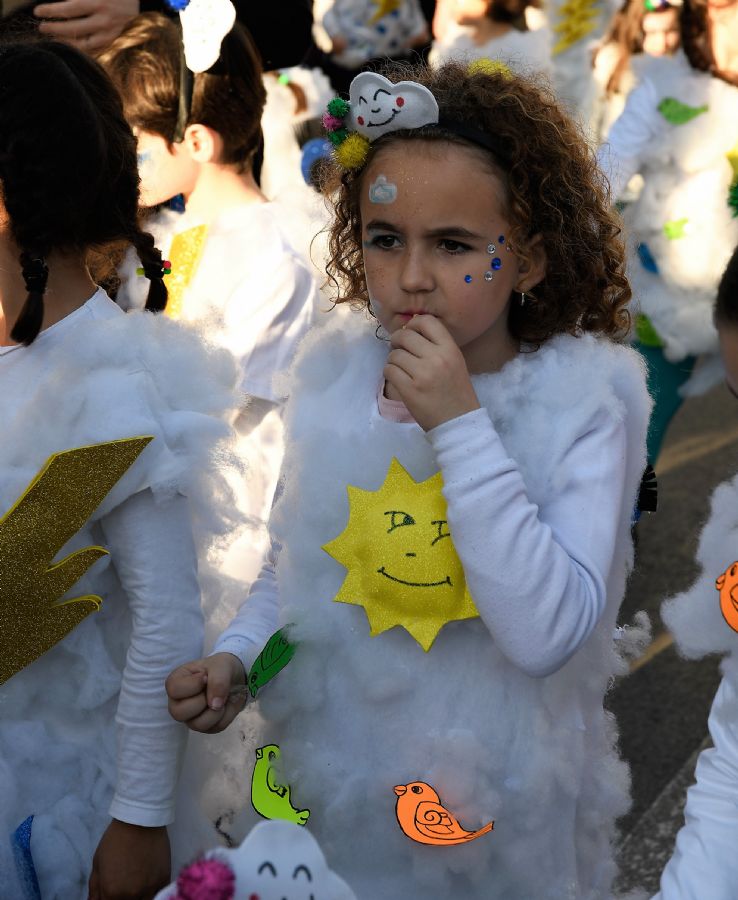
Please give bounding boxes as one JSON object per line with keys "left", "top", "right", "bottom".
{"left": 519, "top": 291, "right": 526, "bottom": 307}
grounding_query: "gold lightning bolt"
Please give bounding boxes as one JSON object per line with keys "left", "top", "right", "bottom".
{"left": 0, "top": 437, "right": 153, "bottom": 686}
{"left": 369, "top": 0, "right": 402, "bottom": 24}
{"left": 552, "top": 0, "right": 600, "bottom": 55}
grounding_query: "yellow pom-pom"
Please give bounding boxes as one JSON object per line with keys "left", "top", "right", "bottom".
{"left": 335, "top": 132, "right": 371, "bottom": 170}
{"left": 467, "top": 58, "right": 513, "bottom": 80}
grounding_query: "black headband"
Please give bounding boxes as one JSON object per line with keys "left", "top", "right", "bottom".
{"left": 435, "top": 116, "right": 512, "bottom": 167}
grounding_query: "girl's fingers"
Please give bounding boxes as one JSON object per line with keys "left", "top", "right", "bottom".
{"left": 389, "top": 326, "right": 432, "bottom": 356}
{"left": 403, "top": 313, "right": 450, "bottom": 344}
{"left": 383, "top": 361, "right": 415, "bottom": 394}
{"left": 165, "top": 664, "right": 208, "bottom": 700}
{"left": 385, "top": 347, "right": 422, "bottom": 379}
{"left": 168, "top": 693, "right": 209, "bottom": 723}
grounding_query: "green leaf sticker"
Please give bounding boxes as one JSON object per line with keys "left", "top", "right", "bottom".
{"left": 663, "top": 218, "right": 689, "bottom": 240}
{"left": 247, "top": 627, "right": 296, "bottom": 698}
{"left": 657, "top": 98, "right": 708, "bottom": 126}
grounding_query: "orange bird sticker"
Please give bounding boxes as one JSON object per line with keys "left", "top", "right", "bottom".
{"left": 716, "top": 561, "right": 738, "bottom": 633}
{"left": 393, "top": 781, "right": 494, "bottom": 846}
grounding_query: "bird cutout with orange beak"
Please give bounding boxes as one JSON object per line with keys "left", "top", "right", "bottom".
{"left": 716, "top": 561, "right": 738, "bottom": 633}
{"left": 394, "top": 781, "right": 495, "bottom": 846}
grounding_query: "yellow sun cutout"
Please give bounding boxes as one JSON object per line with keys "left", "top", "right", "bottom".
{"left": 323, "top": 458, "right": 479, "bottom": 651}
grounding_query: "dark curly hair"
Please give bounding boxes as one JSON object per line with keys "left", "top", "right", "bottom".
{"left": 98, "top": 13, "right": 266, "bottom": 171}
{"left": 0, "top": 40, "right": 167, "bottom": 345}
{"left": 324, "top": 61, "right": 631, "bottom": 348}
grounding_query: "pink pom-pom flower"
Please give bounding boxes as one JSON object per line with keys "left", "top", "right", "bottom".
{"left": 174, "top": 858, "right": 236, "bottom": 900}
{"left": 322, "top": 112, "right": 344, "bottom": 131}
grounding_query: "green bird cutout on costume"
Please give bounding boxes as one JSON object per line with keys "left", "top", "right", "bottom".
{"left": 251, "top": 744, "right": 310, "bottom": 826}
{"left": 657, "top": 97, "right": 708, "bottom": 126}
{"left": 0, "top": 437, "right": 153, "bottom": 686}
{"left": 247, "top": 627, "right": 296, "bottom": 698}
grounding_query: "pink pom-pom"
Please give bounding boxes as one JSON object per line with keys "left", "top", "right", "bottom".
{"left": 174, "top": 858, "right": 236, "bottom": 900}
{"left": 322, "top": 112, "right": 344, "bottom": 131}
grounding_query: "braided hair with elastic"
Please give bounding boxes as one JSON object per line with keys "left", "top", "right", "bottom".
{"left": 0, "top": 41, "right": 168, "bottom": 346}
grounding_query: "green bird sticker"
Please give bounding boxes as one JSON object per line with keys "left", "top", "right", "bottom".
{"left": 657, "top": 97, "right": 708, "bottom": 126}
{"left": 251, "top": 744, "right": 310, "bottom": 826}
{"left": 247, "top": 626, "right": 296, "bottom": 698}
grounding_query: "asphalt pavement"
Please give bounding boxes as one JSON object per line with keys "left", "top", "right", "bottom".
{"left": 610, "top": 374, "right": 738, "bottom": 895}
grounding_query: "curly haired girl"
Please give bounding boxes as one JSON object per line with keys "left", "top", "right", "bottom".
{"left": 167, "top": 61, "right": 651, "bottom": 898}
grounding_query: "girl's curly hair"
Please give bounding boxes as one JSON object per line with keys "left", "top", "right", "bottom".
{"left": 324, "top": 61, "right": 631, "bottom": 347}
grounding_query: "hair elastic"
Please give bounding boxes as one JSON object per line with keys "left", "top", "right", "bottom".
{"left": 21, "top": 254, "right": 49, "bottom": 295}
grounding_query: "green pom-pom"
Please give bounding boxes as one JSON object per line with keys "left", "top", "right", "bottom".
{"left": 335, "top": 132, "right": 370, "bottom": 169}
{"left": 327, "top": 97, "right": 350, "bottom": 118}
{"left": 729, "top": 182, "right": 738, "bottom": 219}
{"left": 327, "top": 128, "right": 349, "bottom": 147}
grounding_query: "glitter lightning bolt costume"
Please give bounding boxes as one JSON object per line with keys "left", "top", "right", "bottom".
{"left": 0, "top": 290, "right": 241, "bottom": 899}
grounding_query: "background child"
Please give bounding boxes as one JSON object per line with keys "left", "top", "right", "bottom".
{"left": 166, "top": 62, "right": 650, "bottom": 897}
{"left": 654, "top": 245, "right": 738, "bottom": 900}
{"left": 100, "top": 13, "right": 318, "bottom": 593}
{"left": 590, "top": 0, "right": 682, "bottom": 139}
{"left": 0, "top": 40, "right": 240, "bottom": 899}
{"left": 597, "top": 0, "right": 738, "bottom": 470}
{"left": 311, "top": 0, "right": 430, "bottom": 94}
{"left": 429, "top": 0, "right": 552, "bottom": 75}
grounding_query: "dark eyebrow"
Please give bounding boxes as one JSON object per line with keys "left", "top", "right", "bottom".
{"left": 373, "top": 88, "right": 391, "bottom": 100}
{"left": 727, "top": 379, "right": 738, "bottom": 400}
{"left": 258, "top": 861, "right": 277, "bottom": 876}
{"left": 293, "top": 864, "right": 312, "bottom": 881}
{"left": 365, "top": 219, "right": 400, "bottom": 232}
{"left": 365, "top": 220, "right": 482, "bottom": 240}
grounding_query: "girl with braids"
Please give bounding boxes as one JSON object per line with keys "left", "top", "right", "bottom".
{"left": 166, "top": 62, "right": 651, "bottom": 898}
{"left": 0, "top": 40, "right": 241, "bottom": 900}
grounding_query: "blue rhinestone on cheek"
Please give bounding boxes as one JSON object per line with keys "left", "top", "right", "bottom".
{"left": 484, "top": 271, "right": 494, "bottom": 281}
{"left": 464, "top": 274, "right": 473, "bottom": 283}
{"left": 491, "top": 257, "right": 502, "bottom": 270}
{"left": 498, "top": 235, "right": 505, "bottom": 243}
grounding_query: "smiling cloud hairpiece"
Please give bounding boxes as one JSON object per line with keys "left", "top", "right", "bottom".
{"left": 348, "top": 72, "right": 439, "bottom": 139}
{"left": 324, "top": 68, "right": 512, "bottom": 171}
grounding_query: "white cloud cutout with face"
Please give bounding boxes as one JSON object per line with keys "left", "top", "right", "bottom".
{"left": 155, "top": 820, "right": 357, "bottom": 900}
{"left": 348, "top": 72, "right": 439, "bottom": 140}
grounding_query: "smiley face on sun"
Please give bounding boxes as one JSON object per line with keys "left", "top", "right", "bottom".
{"left": 323, "top": 458, "right": 479, "bottom": 651}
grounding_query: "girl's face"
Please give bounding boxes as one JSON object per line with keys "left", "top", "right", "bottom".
{"left": 642, "top": 8, "right": 680, "bottom": 56}
{"left": 360, "top": 141, "right": 536, "bottom": 372}
{"left": 135, "top": 129, "right": 198, "bottom": 208}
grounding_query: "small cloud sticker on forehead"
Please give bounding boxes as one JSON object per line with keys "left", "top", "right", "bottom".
{"left": 369, "top": 175, "right": 397, "bottom": 204}
{"left": 349, "top": 72, "right": 439, "bottom": 140}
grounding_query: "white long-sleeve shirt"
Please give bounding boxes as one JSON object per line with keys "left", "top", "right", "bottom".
{"left": 216, "top": 400, "right": 626, "bottom": 679}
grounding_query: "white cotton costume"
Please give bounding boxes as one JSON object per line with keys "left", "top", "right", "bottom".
{"left": 655, "top": 470, "right": 738, "bottom": 900}
{"left": 0, "top": 290, "right": 241, "bottom": 899}
{"left": 214, "top": 311, "right": 651, "bottom": 899}
{"left": 429, "top": 25, "right": 552, "bottom": 76}
{"left": 599, "top": 52, "right": 738, "bottom": 367}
